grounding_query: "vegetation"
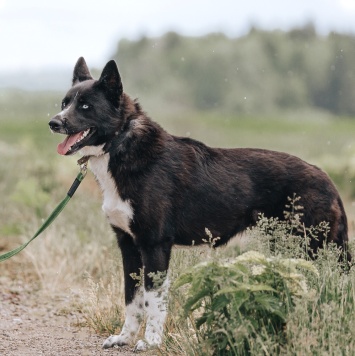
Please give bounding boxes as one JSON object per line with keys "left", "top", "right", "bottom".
{"left": 174, "top": 249, "right": 318, "bottom": 355}
{"left": 165, "top": 217, "right": 355, "bottom": 355}
{"left": 113, "top": 25, "right": 355, "bottom": 116}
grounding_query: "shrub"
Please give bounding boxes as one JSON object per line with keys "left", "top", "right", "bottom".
{"left": 174, "top": 251, "right": 318, "bottom": 355}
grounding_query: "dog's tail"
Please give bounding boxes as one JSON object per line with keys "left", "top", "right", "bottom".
{"left": 336, "top": 197, "right": 351, "bottom": 264}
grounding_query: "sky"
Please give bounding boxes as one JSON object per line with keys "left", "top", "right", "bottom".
{"left": 1, "top": 0, "right": 355, "bottom": 73}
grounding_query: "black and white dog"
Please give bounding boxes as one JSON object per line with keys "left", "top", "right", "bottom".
{"left": 49, "top": 57, "right": 351, "bottom": 351}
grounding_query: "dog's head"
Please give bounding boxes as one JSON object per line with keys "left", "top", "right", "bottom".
{"left": 49, "top": 57, "right": 123, "bottom": 156}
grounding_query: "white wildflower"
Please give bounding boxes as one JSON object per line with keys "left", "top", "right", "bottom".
{"left": 234, "top": 251, "right": 268, "bottom": 264}
{"left": 251, "top": 264, "right": 266, "bottom": 276}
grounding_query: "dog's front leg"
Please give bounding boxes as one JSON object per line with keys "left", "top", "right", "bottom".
{"left": 103, "top": 231, "right": 144, "bottom": 349}
{"left": 134, "top": 242, "right": 172, "bottom": 352}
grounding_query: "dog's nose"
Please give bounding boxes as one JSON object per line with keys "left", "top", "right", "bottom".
{"left": 49, "top": 117, "right": 63, "bottom": 131}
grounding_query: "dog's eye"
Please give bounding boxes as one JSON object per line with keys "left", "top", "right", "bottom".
{"left": 61, "top": 101, "right": 66, "bottom": 109}
{"left": 82, "top": 104, "right": 89, "bottom": 110}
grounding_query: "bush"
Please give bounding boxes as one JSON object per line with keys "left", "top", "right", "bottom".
{"left": 174, "top": 251, "right": 318, "bottom": 355}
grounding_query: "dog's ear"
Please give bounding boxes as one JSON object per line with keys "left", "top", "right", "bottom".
{"left": 72, "top": 57, "right": 93, "bottom": 86}
{"left": 97, "top": 60, "right": 123, "bottom": 108}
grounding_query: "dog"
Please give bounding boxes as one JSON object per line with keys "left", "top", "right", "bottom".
{"left": 49, "top": 57, "right": 351, "bottom": 351}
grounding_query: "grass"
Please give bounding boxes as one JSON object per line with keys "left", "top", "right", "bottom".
{"left": 2, "top": 98, "right": 355, "bottom": 354}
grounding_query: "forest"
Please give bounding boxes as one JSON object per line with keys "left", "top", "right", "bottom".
{"left": 107, "top": 24, "right": 355, "bottom": 116}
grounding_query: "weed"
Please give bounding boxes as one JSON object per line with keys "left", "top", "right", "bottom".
{"left": 77, "top": 273, "right": 125, "bottom": 335}
{"left": 173, "top": 251, "right": 317, "bottom": 355}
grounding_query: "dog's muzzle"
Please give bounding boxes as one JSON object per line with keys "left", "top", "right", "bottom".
{"left": 49, "top": 116, "right": 64, "bottom": 133}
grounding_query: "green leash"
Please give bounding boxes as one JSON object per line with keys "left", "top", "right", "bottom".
{"left": 0, "top": 157, "right": 89, "bottom": 262}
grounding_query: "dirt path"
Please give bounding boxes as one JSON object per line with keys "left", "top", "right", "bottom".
{"left": 0, "top": 276, "right": 137, "bottom": 356}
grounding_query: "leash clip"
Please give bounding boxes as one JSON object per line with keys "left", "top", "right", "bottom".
{"left": 77, "top": 156, "right": 90, "bottom": 178}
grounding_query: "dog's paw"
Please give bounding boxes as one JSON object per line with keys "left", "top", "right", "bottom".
{"left": 133, "top": 338, "right": 162, "bottom": 352}
{"left": 133, "top": 339, "right": 148, "bottom": 352}
{"left": 102, "top": 334, "right": 130, "bottom": 349}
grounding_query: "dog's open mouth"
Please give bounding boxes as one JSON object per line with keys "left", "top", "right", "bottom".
{"left": 57, "top": 128, "right": 95, "bottom": 155}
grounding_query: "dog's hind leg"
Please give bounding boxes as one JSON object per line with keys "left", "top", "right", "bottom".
{"left": 134, "top": 241, "right": 172, "bottom": 352}
{"left": 103, "top": 231, "right": 144, "bottom": 349}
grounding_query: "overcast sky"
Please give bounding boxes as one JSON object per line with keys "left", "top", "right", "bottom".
{"left": 1, "top": 0, "right": 355, "bottom": 73}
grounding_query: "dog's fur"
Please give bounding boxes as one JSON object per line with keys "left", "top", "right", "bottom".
{"left": 49, "top": 57, "right": 351, "bottom": 351}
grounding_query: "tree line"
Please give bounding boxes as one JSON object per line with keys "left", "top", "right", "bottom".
{"left": 111, "top": 25, "right": 355, "bottom": 116}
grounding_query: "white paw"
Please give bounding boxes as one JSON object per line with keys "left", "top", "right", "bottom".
{"left": 133, "top": 335, "right": 162, "bottom": 352}
{"left": 102, "top": 334, "right": 130, "bottom": 349}
{"left": 133, "top": 339, "right": 148, "bottom": 352}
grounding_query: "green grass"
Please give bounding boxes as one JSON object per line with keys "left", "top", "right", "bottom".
{"left": 163, "top": 111, "right": 355, "bottom": 161}
{"left": 4, "top": 108, "right": 355, "bottom": 201}
{"left": 2, "top": 106, "right": 355, "bottom": 161}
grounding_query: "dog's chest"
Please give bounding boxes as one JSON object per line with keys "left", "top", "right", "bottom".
{"left": 88, "top": 154, "right": 134, "bottom": 236}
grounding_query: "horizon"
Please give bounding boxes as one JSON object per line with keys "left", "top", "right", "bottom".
{"left": 1, "top": 0, "right": 355, "bottom": 74}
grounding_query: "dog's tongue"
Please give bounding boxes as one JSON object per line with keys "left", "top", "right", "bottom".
{"left": 57, "top": 133, "right": 82, "bottom": 155}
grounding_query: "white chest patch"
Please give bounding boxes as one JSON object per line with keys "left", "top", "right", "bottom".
{"left": 88, "top": 151, "right": 134, "bottom": 236}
